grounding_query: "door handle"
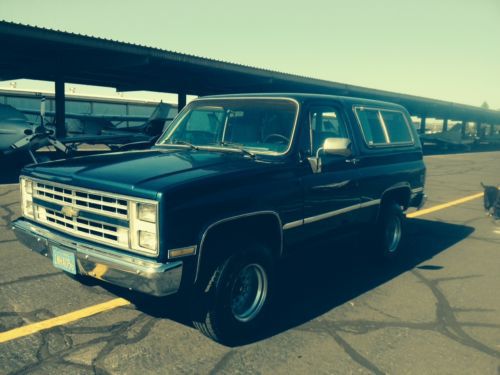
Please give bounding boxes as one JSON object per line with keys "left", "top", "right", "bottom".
{"left": 345, "top": 157, "right": 360, "bottom": 165}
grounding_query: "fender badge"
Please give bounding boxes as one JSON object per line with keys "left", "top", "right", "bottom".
{"left": 61, "top": 206, "right": 80, "bottom": 218}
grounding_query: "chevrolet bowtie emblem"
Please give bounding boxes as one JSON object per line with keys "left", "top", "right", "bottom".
{"left": 61, "top": 206, "right": 80, "bottom": 218}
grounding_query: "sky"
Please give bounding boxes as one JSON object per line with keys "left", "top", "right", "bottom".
{"left": 1, "top": 0, "right": 499, "bottom": 109}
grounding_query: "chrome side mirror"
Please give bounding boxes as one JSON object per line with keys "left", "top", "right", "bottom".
{"left": 308, "top": 137, "right": 352, "bottom": 173}
{"left": 322, "top": 137, "right": 352, "bottom": 157}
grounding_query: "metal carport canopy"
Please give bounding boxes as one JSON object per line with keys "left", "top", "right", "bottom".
{"left": 1, "top": 20, "right": 499, "bottom": 124}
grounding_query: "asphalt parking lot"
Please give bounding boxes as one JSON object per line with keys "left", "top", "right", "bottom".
{"left": 0, "top": 151, "right": 499, "bottom": 374}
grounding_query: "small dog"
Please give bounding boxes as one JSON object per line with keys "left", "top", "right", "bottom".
{"left": 481, "top": 182, "right": 499, "bottom": 219}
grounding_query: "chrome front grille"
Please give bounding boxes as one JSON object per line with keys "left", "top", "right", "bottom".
{"left": 35, "top": 182, "right": 128, "bottom": 219}
{"left": 44, "top": 208, "right": 119, "bottom": 242}
{"left": 74, "top": 191, "right": 128, "bottom": 217}
{"left": 32, "top": 181, "right": 130, "bottom": 250}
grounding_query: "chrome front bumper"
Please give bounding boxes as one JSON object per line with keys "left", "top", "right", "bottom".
{"left": 12, "top": 218, "right": 183, "bottom": 297}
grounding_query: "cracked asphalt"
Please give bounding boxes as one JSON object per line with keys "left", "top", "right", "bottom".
{"left": 1, "top": 151, "right": 499, "bottom": 374}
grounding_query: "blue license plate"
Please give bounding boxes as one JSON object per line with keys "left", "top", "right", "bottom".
{"left": 52, "top": 246, "right": 76, "bottom": 275}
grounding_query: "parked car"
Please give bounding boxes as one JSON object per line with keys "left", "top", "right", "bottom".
{"left": 12, "top": 93, "right": 426, "bottom": 344}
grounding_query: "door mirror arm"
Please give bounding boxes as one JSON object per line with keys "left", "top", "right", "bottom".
{"left": 307, "top": 146, "right": 324, "bottom": 174}
{"left": 307, "top": 155, "right": 322, "bottom": 174}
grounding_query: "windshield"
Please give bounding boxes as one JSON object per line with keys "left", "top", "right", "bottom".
{"left": 156, "top": 98, "right": 298, "bottom": 155}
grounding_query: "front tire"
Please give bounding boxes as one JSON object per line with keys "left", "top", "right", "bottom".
{"left": 191, "top": 246, "right": 273, "bottom": 345}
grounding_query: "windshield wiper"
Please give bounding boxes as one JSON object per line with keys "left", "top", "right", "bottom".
{"left": 220, "top": 142, "right": 255, "bottom": 158}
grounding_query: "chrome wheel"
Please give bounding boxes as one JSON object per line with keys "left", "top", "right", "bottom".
{"left": 385, "top": 214, "right": 402, "bottom": 253}
{"left": 230, "top": 263, "right": 268, "bottom": 322}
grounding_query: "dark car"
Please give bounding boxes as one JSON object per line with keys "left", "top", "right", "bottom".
{"left": 12, "top": 93, "right": 426, "bottom": 344}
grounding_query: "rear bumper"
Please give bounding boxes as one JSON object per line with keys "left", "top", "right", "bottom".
{"left": 12, "top": 218, "right": 183, "bottom": 297}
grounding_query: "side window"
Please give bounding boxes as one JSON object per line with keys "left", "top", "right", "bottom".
{"left": 309, "top": 107, "right": 349, "bottom": 154}
{"left": 380, "top": 110, "right": 413, "bottom": 143}
{"left": 355, "top": 107, "right": 414, "bottom": 146}
{"left": 355, "top": 108, "right": 387, "bottom": 145}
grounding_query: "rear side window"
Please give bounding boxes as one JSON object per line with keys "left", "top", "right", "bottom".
{"left": 380, "top": 110, "right": 413, "bottom": 143}
{"left": 355, "top": 107, "right": 413, "bottom": 146}
{"left": 355, "top": 108, "right": 387, "bottom": 145}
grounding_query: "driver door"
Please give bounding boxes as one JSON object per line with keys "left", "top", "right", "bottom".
{"left": 301, "top": 104, "right": 361, "bottom": 237}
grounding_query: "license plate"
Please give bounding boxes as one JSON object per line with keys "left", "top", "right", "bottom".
{"left": 52, "top": 246, "right": 77, "bottom": 275}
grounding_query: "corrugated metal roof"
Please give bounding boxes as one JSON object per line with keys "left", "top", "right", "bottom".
{"left": 0, "top": 20, "right": 499, "bottom": 123}
{"left": 0, "top": 20, "right": 309, "bottom": 77}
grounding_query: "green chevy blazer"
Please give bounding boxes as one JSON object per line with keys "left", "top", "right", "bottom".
{"left": 13, "top": 93, "right": 426, "bottom": 344}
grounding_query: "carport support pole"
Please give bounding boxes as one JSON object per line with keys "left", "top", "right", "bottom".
{"left": 420, "top": 117, "right": 426, "bottom": 134}
{"left": 442, "top": 119, "right": 448, "bottom": 132}
{"left": 178, "top": 93, "right": 186, "bottom": 111}
{"left": 55, "top": 79, "right": 66, "bottom": 138}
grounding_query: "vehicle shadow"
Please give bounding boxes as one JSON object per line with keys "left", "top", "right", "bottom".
{"left": 264, "top": 218, "right": 473, "bottom": 341}
{"left": 100, "top": 218, "right": 474, "bottom": 346}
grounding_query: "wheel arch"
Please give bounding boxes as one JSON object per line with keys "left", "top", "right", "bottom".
{"left": 194, "top": 211, "right": 283, "bottom": 283}
{"left": 376, "top": 183, "right": 412, "bottom": 220}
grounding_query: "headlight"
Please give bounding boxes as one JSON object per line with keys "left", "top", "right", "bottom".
{"left": 137, "top": 203, "right": 157, "bottom": 223}
{"left": 130, "top": 201, "right": 159, "bottom": 255}
{"left": 138, "top": 230, "right": 157, "bottom": 251}
{"left": 25, "top": 179, "right": 33, "bottom": 194}
{"left": 20, "top": 177, "right": 34, "bottom": 219}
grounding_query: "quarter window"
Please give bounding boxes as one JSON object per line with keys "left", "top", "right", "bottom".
{"left": 355, "top": 107, "right": 413, "bottom": 146}
{"left": 380, "top": 110, "right": 413, "bottom": 143}
{"left": 355, "top": 108, "right": 387, "bottom": 145}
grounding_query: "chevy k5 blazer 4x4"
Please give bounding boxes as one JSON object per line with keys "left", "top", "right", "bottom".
{"left": 13, "top": 93, "right": 426, "bottom": 344}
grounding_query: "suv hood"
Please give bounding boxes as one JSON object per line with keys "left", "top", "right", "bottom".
{"left": 23, "top": 149, "right": 258, "bottom": 199}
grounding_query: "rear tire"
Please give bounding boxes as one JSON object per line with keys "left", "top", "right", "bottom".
{"left": 375, "top": 202, "right": 405, "bottom": 259}
{"left": 191, "top": 245, "right": 274, "bottom": 345}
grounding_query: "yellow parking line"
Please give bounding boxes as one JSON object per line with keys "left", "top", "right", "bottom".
{"left": 407, "top": 192, "right": 483, "bottom": 218}
{"left": 0, "top": 191, "right": 487, "bottom": 344}
{"left": 0, "top": 298, "right": 130, "bottom": 344}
